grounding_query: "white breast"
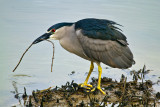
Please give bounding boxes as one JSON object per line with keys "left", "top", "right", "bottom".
{"left": 59, "top": 24, "right": 89, "bottom": 60}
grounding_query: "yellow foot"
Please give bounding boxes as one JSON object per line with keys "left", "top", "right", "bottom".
{"left": 91, "top": 87, "right": 106, "bottom": 95}
{"left": 79, "top": 83, "right": 92, "bottom": 89}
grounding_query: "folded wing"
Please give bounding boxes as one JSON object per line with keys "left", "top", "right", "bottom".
{"left": 76, "top": 30, "right": 135, "bottom": 69}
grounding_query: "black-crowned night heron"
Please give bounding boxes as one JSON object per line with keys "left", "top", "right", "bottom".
{"left": 33, "top": 18, "right": 135, "bottom": 94}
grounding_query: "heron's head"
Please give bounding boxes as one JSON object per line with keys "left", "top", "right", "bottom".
{"left": 33, "top": 22, "right": 73, "bottom": 44}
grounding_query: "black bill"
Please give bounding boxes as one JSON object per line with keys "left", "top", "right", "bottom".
{"left": 33, "top": 32, "right": 52, "bottom": 44}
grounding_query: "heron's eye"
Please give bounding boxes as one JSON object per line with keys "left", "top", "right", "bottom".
{"left": 51, "top": 29, "right": 56, "bottom": 32}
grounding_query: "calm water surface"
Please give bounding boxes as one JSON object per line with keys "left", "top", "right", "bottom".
{"left": 0, "top": 0, "right": 160, "bottom": 106}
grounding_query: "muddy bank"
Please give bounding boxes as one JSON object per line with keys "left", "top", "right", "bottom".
{"left": 12, "top": 66, "right": 160, "bottom": 106}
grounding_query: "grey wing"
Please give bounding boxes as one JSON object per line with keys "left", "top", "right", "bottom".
{"left": 76, "top": 30, "right": 135, "bottom": 69}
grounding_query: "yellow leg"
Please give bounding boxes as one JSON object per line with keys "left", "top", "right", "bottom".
{"left": 92, "top": 64, "right": 106, "bottom": 95}
{"left": 80, "top": 62, "right": 94, "bottom": 87}
{"left": 97, "top": 64, "right": 106, "bottom": 94}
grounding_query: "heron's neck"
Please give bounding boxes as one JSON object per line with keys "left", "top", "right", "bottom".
{"left": 56, "top": 24, "right": 75, "bottom": 40}
{"left": 59, "top": 24, "right": 76, "bottom": 51}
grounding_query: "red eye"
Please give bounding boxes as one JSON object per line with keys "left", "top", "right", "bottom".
{"left": 51, "top": 29, "right": 55, "bottom": 32}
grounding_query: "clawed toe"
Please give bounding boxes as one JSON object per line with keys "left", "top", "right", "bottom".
{"left": 79, "top": 83, "right": 93, "bottom": 89}
{"left": 91, "top": 87, "right": 106, "bottom": 95}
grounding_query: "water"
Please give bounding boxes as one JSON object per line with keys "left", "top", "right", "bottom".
{"left": 0, "top": 0, "right": 160, "bottom": 106}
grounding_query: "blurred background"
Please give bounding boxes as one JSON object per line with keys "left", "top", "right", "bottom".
{"left": 0, "top": 0, "right": 160, "bottom": 106}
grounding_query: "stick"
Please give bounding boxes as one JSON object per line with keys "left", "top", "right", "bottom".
{"left": 12, "top": 43, "right": 33, "bottom": 72}
{"left": 12, "top": 40, "right": 54, "bottom": 72}
{"left": 45, "top": 40, "right": 54, "bottom": 72}
{"left": 119, "top": 77, "right": 127, "bottom": 105}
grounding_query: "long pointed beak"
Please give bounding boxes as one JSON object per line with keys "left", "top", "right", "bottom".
{"left": 33, "top": 33, "right": 52, "bottom": 44}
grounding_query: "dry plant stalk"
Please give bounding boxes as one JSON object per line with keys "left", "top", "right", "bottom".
{"left": 45, "top": 40, "right": 54, "bottom": 72}
{"left": 12, "top": 40, "right": 54, "bottom": 72}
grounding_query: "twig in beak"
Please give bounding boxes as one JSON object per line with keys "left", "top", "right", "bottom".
{"left": 12, "top": 43, "right": 33, "bottom": 72}
{"left": 44, "top": 40, "right": 54, "bottom": 72}
{"left": 12, "top": 40, "right": 55, "bottom": 72}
